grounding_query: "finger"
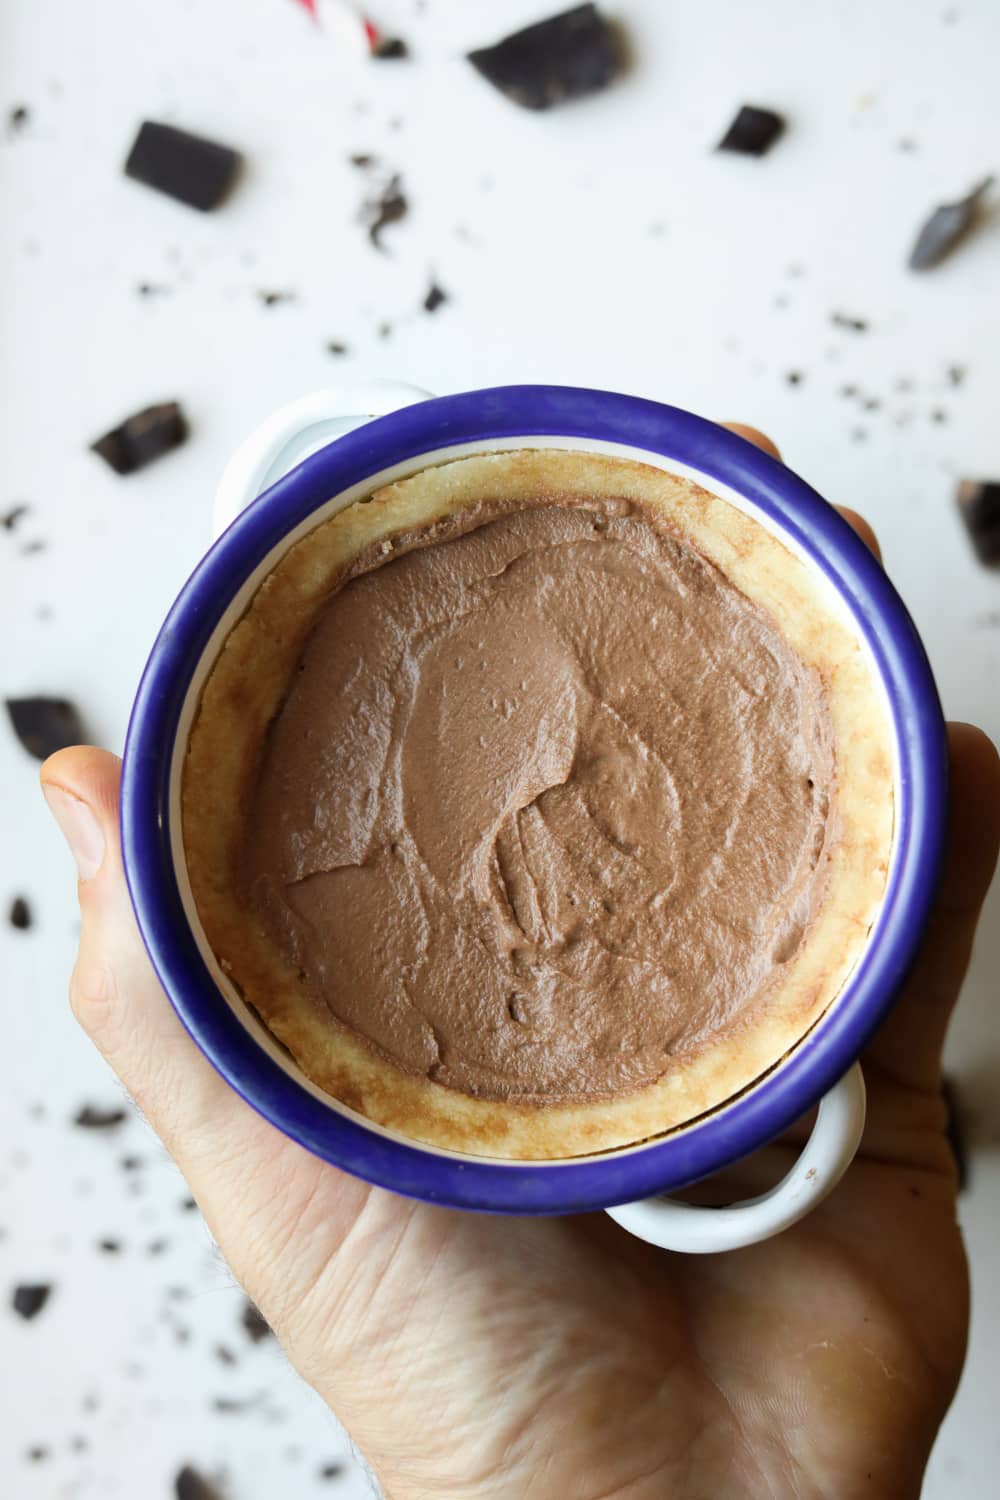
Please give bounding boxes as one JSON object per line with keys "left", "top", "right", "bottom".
{"left": 40, "top": 748, "right": 265, "bottom": 1169}
{"left": 720, "top": 422, "right": 782, "bottom": 460}
{"left": 836, "top": 506, "right": 883, "bottom": 563}
{"left": 863, "top": 722, "right": 1000, "bottom": 1097}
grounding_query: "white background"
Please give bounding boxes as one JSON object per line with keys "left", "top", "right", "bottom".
{"left": 1, "top": 1, "right": 998, "bottom": 1495}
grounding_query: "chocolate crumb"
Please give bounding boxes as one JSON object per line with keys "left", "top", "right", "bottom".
{"left": 180, "top": 1196, "right": 197, "bottom": 1212}
{"left": 91, "top": 401, "right": 188, "bottom": 475}
{"left": 21, "top": 539, "right": 46, "bottom": 555}
{"left": 372, "top": 36, "right": 408, "bottom": 60}
{"left": 175, "top": 1465, "right": 226, "bottom": 1500}
{"left": 468, "top": 5, "right": 620, "bottom": 112}
{"left": 956, "top": 480, "right": 1000, "bottom": 566}
{"left": 119, "top": 1154, "right": 144, "bottom": 1171}
{"left": 98, "top": 1238, "right": 122, "bottom": 1254}
{"left": 326, "top": 341, "right": 350, "bottom": 356}
{"left": 137, "top": 282, "right": 171, "bottom": 297}
{"left": 947, "top": 364, "right": 966, "bottom": 387}
{"left": 850, "top": 427, "right": 868, "bottom": 443}
{"left": 831, "top": 312, "right": 869, "bottom": 332}
{"left": 214, "top": 1344, "right": 237, "bottom": 1366}
{"left": 258, "top": 289, "right": 296, "bottom": 307}
{"left": 349, "top": 152, "right": 376, "bottom": 168}
{"left": 12, "top": 1284, "right": 52, "bottom": 1321}
{"left": 319, "top": 1461, "right": 346, "bottom": 1480}
{"left": 147, "top": 1238, "right": 170, "bottom": 1256}
{"left": 8, "top": 896, "right": 32, "bottom": 930}
{"left": 931, "top": 408, "right": 948, "bottom": 424}
{"left": 717, "top": 104, "right": 785, "bottom": 156}
{"left": 784, "top": 370, "right": 803, "bottom": 386}
{"left": 6, "top": 697, "right": 84, "bottom": 760}
{"left": 423, "top": 280, "right": 448, "bottom": 313}
{"left": 839, "top": 383, "right": 858, "bottom": 398}
{"left": 74, "top": 1104, "right": 127, "bottom": 1130}
{"left": 1, "top": 504, "right": 29, "bottom": 531}
{"left": 26, "top": 1446, "right": 48, "bottom": 1464}
{"left": 377, "top": 321, "right": 393, "bottom": 340}
{"left": 862, "top": 397, "right": 881, "bottom": 411}
{"left": 241, "top": 1297, "right": 272, "bottom": 1343}
{"left": 8, "top": 105, "right": 30, "bottom": 133}
{"left": 70, "top": 1436, "right": 88, "bottom": 1454}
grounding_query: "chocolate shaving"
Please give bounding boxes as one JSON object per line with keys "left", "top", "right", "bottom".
{"left": 468, "top": 5, "right": 620, "bottom": 112}
{"left": 6, "top": 697, "right": 84, "bottom": 760}
{"left": 74, "top": 1104, "right": 127, "bottom": 1130}
{"left": 717, "top": 105, "right": 785, "bottom": 156}
{"left": 8, "top": 896, "right": 32, "bottom": 930}
{"left": 12, "top": 1284, "right": 52, "bottom": 1321}
{"left": 956, "top": 480, "right": 1000, "bottom": 566}
{"left": 831, "top": 312, "right": 869, "bottom": 332}
{"left": 175, "top": 1466, "right": 226, "bottom": 1500}
{"left": 91, "top": 401, "right": 188, "bottom": 476}
{"left": 908, "top": 176, "right": 994, "bottom": 270}
{"left": 423, "top": 280, "right": 448, "bottom": 313}
{"left": 364, "top": 173, "right": 408, "bottom": 250}
{"left": 1, "top": 504, "right": 29, "bottom": 531}
{"left": 125, "top": 121, "right": 242, "bottom": 212}
{"left": 241, "top": 1297, "right": 272, "bottom": 1343}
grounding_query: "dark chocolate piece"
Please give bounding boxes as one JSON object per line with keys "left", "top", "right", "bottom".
{"left": 5, "top": 697, "right": 83, "bottom": 760}
{"left": 423, "top": 281, "right": 448, "bottom": 313}
{"left": 12, "top": 1284, "right": 52, "bottom": 1321}
{"left": 957, "top": 480, "right": 1000, "bottom": 566}
{"left": 175, "top": 1466, "right": 225, "bottom": 1500}
{"left": 241, "top": 1297, "right": 272, "bottom": 1343}
{"left": 942, "top": 1077, "right": 968, "bottom": 1191}
{"left": 372, "top": 37, "right": 408, "bottom": 59}
{"left": 74, "top": 1104, "right": 127, "bottom": 1130}
{"left": 1, "top": 504, "right": 29, "bottom": 531}
{"left": 468, "top": 5, "right": 619, "bottom": 112}
{"left": 364, "top": 174, "right": 408, "bottom": 249}
{"left": 717, "top": 105, "right": 785, "bottom": 156}
{"left": 831, "top": 312, "right": 869, "bottom": 332}
{"left": 91, "top": 402, "right": 188, "bottom": 476}
{"left": 125, "top": 122, "right": 242, "bottom": 212}
{"left": 908, "top": 176, "right": 994, "bottom": 270}
{"left": 8, "top": 896, "right": 32, "bottom": 930}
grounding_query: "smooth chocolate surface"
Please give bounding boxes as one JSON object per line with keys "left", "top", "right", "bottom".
{"left": 245, "top": 498, "right": 834, "bottom": 1105}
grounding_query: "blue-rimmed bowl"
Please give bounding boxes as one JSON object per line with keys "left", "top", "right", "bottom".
{"left": 121, "top": 385, "right": 947, "bottom": 1218}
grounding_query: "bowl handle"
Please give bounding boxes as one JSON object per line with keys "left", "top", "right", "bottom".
{"left": 605, "top": 1063, "right": 866, "bottom": 1254}
{"left": 212, "top": 382, "right": 434, "bottom": 540}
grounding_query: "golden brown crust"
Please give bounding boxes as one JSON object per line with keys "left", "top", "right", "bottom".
{"left": 182, "top": 450, "right": 894, "bottom": 1159}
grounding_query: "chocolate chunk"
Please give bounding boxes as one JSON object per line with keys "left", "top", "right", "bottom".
{"left": 1, "top": 504, "right": 29, "bottom": 531}
{"left": 372, "top": 36, "right": 408, "bottom": 59}
{"left": 717, "top": 105, "right": 785, "bottom": 156}
{"left": 74, "top": 1104, "right": 127, "bottom": 1130}
{"left": 241, "top": 1297, "right": 272, "bottom": 1343}
{"left": 942, "top": 1077, "right": 968, "bottom": 1190}
{"left": 8, "top": 896, "right": 32, "bottom": 930}
{"left": 468, "top": 5, "right": 620, "bottom": 112}
{"left": 5, "top": 697, "right": 84, "bottom": 760}
{"left": 12, "top": 1284, "right": 52, "bottom": 1321}
{"left": 90, "top": 402, "right": 188, "bottom": 476}
{"left": 956, "top": 480, "right": 1000, "bottom": 566}
{"left": 908, "top": 176, "right": 994, "bottom": 270}
{"left": 831, "top": 312, "right": 869, "bottom": 332}
{"left": 175, "top": 1466, "right": 225, "bottom": 1500}
{"left": 423, "top": 280, "right": 448, "bottom": 313}
{"left": 125, "top": 122, "right": 242, "bottom": 212}
{"left": 364, "top": 173, "right": 408, "bottom": 249}
{"left": 319, "top": 1461, "right": 346, "bottom": 1480}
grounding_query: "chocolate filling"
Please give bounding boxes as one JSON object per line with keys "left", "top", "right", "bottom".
{"left": 245, "top": 498, "right": 834, "bottom": 1106}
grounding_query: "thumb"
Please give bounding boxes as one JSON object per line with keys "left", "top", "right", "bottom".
{"left": 39, "top": 746, "right": 256, "bottom": 1168}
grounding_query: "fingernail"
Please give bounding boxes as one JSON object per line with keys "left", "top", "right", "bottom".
{"left": 42, "top": 785, "right": 105, "bottom": 881}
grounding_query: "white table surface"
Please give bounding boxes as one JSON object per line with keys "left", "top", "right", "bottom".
{"left": 2, "top": 1, "right": 998, "bottom": 1495}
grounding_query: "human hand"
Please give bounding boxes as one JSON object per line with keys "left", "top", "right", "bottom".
{"left": 41, "top": 429, "right": 1000, "bottom": 1500}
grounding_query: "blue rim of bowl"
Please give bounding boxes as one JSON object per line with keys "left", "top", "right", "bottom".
{"left": 121, "top": 385, "right": 948, "bottom": 1215}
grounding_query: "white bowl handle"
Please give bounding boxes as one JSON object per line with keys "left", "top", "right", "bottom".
{"left": 212, "top": 381, "right": 434, "bottom": 540}
{"left": 605, "top": 1063, "right": 866, "bottom": 1253}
